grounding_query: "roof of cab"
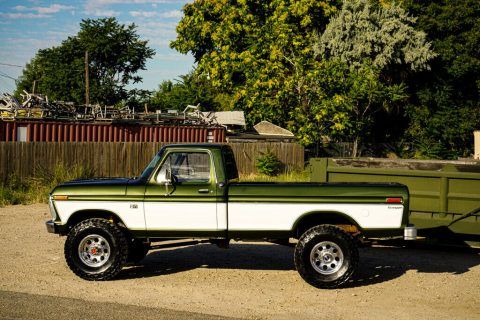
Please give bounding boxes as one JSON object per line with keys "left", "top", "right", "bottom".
{"left": 162, "top": 143, "right": 225, "bottom": 149}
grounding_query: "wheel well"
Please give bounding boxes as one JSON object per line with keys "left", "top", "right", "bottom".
{"left": 293, "top": 212, "right": 361, "bottom": 239}
{"left": 66, "top": 210, "right": 125, "bottom": 232}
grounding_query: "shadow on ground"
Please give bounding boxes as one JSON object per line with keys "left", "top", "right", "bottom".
{"left": 118, "top": 242, "right": 480, "bottom": 288}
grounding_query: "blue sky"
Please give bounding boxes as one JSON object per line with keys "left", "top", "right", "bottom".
{"left": 0, "top": 0, "right": 194, "bottom": 94}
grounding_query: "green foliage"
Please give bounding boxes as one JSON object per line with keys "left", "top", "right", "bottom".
{"left": 149, "top": 71, "right": 233, "bottom": 111}
{"left": 171, "top": 0, "right": 436, "bottom": 157}
{"left": 255, "top": 150, "right": 283, "bottom": 176}
{"left": 290, "top": 60, "right": 407, "bottom": 156}
{"left": 316, "top": 0, "right": 436, "bottom": 72}
{"left": 240, "top": 171, "right": 310, "bottom": 182}
{"left": 171, "top": 0, "right": 341, "bottom": 127}
{"left": 15, "top": 18, "right": 155, "bottom": 106}
{"left": 402, "top": 0, "right": 480, "bottom": 159}
{"left": 0, "top": 164, "right": 95, "bottom": 207}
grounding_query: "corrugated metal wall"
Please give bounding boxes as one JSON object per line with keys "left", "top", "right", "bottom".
{"left": 0, "top": 121, "right": 226, "bottom": 143}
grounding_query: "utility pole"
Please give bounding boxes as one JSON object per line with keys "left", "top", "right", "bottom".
{"left": 32, "top": 80, "right": 36, "bottom": 94}
{"left": 85, "top": 50, "right": 90, "bottom": 105}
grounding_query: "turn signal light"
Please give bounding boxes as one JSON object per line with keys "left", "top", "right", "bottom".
{"left": 386, "top": 197, "right": 402, "bottom": 203}
{"left": 53, "top": 195, "right": 69, "bottom": 201}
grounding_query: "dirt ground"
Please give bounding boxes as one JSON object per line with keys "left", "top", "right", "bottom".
{"left": 0, "top": 204, "right": 479, "bottom": 320}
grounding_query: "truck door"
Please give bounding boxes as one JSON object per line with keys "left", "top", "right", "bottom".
{"left": 144, "top": 150, "right": 220, "bottom": 236}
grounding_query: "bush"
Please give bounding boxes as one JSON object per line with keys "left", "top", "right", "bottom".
{"left": 255, "top": 150, "right": 283, "bottom": 176}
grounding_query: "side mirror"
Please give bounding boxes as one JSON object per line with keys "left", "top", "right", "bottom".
{"left": 156, "top": 167, "right": 174, "bottom": 185}
{"left": 165, "top": 169, "right": 173, "bottom": 185}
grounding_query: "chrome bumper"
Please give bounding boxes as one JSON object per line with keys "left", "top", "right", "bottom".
{"left": 46, "top": 220, "right": 60, "bottom": 234}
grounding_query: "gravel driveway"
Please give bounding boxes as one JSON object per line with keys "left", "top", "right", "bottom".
{"left": 0, "top": 204, "right": 479, "bottom": 320}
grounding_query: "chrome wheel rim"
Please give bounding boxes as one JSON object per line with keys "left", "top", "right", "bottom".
{"left": 78, "top": 234, "right": 111, "bottom": 268}
{"left": 310, "top": 241, "right": 344, "bottom": 275}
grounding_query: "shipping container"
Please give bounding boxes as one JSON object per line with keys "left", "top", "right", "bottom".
{"left": 0, "top": 120, "right": 226, "bottom": 143}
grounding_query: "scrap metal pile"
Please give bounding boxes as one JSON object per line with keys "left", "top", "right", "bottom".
{"left": 0, "top": 91, "right": 218, "bottom": 126}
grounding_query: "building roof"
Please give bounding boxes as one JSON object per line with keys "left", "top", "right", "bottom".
{"left": 253, "top": 121, "right": 294, "bottom": 137}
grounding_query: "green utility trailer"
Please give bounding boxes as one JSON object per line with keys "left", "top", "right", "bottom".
{"left": 310, "top": 158, "right": 480, "bottom": 246}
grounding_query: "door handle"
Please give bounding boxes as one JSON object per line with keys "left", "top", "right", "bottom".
{"left": 198, "top": 189, "right": 210, "bottom": 194}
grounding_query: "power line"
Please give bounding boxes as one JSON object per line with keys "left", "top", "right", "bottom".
{"left": 0, "top": 71, "right": 17, "bottom": 82}
{"left": 0, "top": 62, "right": 23, "bottom": 68}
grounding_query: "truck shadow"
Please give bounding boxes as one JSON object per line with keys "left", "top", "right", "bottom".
{"left": 118, "top": 243, "right": 480, "bottom": 288}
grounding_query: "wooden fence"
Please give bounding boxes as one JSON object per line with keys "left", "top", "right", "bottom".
{"left": 0, "top": 142, "right": 304, "bottom": 184}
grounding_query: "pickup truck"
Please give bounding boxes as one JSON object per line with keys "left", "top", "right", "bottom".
{"left": 46, "top": 144, "right": 416, "bottom": 288}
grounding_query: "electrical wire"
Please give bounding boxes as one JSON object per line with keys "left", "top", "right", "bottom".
{"left": 0, "top": 62, "right": 23, "bottom": 68}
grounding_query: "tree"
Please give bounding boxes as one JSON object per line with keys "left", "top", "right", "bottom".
{"left": 316, "top": 0, "right": 436, "bottom": 73}
{"left": 306, "top": 0, "right": 435, "bottom": 156}
{"left": 15, "top": 18, "right": 155, "bottom": 106}
{"left": 171, "top": 0, "right": 341, "bottom": 127}
{"left": 402, "top": 0, "right": 480, "bottom": 159}
{"left": 290, "top": 59, "right": 406, "bottom": 156}
{"left": 149, "top": 71, "right": 232, "bottom": 112}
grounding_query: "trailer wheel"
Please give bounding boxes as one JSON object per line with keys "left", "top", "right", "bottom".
{"left": 294, "top": 224, "right": 359, "bottom": 289}
{"left": 64, "top": 218, "right": 128, "bottom": 280}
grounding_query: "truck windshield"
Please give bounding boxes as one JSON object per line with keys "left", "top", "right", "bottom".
{"left": 139, "top": 151, "right": 163, "bottom": 180}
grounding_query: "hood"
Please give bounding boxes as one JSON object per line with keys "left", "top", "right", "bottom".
{"left": 52, "top": 178, "right": 130, "bottom": 197}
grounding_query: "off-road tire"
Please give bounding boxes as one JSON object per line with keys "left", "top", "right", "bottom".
{"left": 294, "top": 224, "right": 359, "bottom": 289}
{"left": 127, "top": 239, "right": 150, "bottom": 264}
{"left": 64, "top": 218, "right": 128, "bottom": 280}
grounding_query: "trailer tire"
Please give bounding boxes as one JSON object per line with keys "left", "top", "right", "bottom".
{"left": 64, "top": 218, "right": 128, "bottom": 280}
{"left": 294, "top": 224, "right": 358, "bottom": 289}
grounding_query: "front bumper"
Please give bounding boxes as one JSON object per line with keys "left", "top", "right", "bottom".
{"left": 46, "top": 220, "right": 65, "bottom": 234}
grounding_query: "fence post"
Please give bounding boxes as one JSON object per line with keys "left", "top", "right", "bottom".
{"left": 475, "top": 131, "right": 480, "bottom": 160}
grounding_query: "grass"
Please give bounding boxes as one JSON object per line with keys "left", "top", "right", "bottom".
{"left": 239, "top": 171, "right": 310, "bottom": 182}
{"left": 0, "top": 163, "right": 95, "bottom": 207}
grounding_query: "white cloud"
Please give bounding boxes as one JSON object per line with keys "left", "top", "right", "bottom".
{"left": 159, "top": 10, "right": 182, "bottom": 18}
{"left": 85, "top": 0, "right": 183, "bottom": 12}
{"left": 0, "top": 12, "right": 50, "bottom": 19}
{"left": 130, "top": 11, "right": 157, "bottom": 18}
{"left": 88, "top": 9, "right": 120, "bottom": 17}
{"left": 13, "top": 5, "right": 28, "bottom": 11}
{"left": 9, "top": 3, "right": 75, "bottom": 16}
{"left": 34, "top": 4, "right": 75, "bottom": 14}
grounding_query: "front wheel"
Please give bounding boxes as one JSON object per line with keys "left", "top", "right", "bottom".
{"left": 294, "top": 225, "right": 359, "bottom": 289}
{"left": 64, "top": 218, "right": 128, "bottom": 280}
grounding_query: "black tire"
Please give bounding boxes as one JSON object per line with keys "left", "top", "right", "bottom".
{"left": 127, "top": 239, "right": 150, "bottom": 264}
{"left": 294, "top": 224, "right": 359, "bottom": 289}
{"left": 64, "top": 218, "right": 128, "bottom": 281}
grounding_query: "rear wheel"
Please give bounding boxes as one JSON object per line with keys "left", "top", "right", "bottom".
{"left": 294, "top": 225, "right": 359, "bottom": 289}
{"left": 64, "top": 218, "right": 128, "bottom": 280}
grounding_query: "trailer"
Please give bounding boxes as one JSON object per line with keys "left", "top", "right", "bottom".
{"left": 309, "top": 158, "right": 480, "bottom": 246}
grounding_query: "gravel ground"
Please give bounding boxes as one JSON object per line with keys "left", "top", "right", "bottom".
{"left": 0, "top": 204, "right": 479, "bottom": 320}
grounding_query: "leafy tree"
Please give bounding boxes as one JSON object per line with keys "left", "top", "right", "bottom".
{"left": 290, "top": 60, "right": 406, "bottom": 156}
{"left": 15, "top": 18, "right": 155, "bottom": 106}
{"left": 149, "top": 71, "right": 232, "bottom": 111}
{"left": 316, "top": 0, "right": 436, "bottom": 72}
{"left": 308, "top": 0, "right": 435, "bottom": 156}
{"left": 171, "top": 0, "right": 340, "bottom": 127}
{"left": 402, "top": 0, "right": 480, "bottom": 158}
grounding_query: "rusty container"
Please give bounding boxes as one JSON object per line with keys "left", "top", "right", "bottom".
{"left": 0, "top": 120, "right": 226, "bottom": 143}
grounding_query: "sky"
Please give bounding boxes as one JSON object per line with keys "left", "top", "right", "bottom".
{"left": 0, "top": 0, "right": 195, "bottom": 94}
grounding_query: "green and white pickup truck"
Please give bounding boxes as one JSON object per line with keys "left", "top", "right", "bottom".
{"left": 46, "top": 144, "right": 416, "bottom": 288}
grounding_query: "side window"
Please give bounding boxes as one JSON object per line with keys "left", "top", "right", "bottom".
{"left": 157, "top": 152, "right": 211, "bottom": 184}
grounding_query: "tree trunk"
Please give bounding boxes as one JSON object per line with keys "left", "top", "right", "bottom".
{"left": 352, "top": 137, "right": 359, "bottom": 158}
